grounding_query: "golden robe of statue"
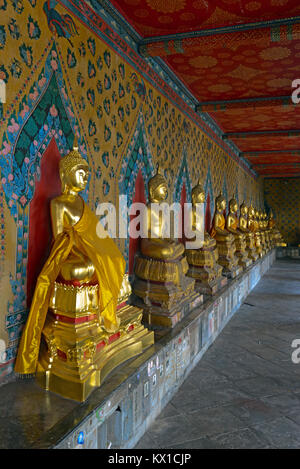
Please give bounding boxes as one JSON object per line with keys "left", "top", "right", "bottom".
{"left": 15, "top": 142, "right": 125, "bottom": 376}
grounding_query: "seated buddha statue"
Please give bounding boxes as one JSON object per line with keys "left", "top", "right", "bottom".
{"left": 258, "top": 210, "right": 267, "bottom": 255}
{"left": 15, "top": 138, "right": 153, "bottom": 401}
{"left": 268, "top": 209, "right": 287, "bottom": 247}
{"left": 132, "top": 165, "right": 198, "bottom": 327}
{"left": 210, "top": 193, "right": 240, "bottom": 278}
{"left": 264, "top": 210, "right": 272, "bottom": 251}
{"left": 139, "top": 165, "right": 184, "bottom": 261}
{"left": 226, "top": 197, "right": 252, "bottom": 269}
{"left": 258, "top": 209, "right": 268, "bottom": 255}
{"left": 185, "top": 179, "right": 226, "bottom": 295}
{"left": 261, "top": 211, "right": 270, "bottom": 251}
{"left": 255, "top": 208, "right": 266, "bottom": 256}
{"left": 239, "top": 202, "right": 259, "bottom": 262}
{"left": 248, "top": 205, "right": 263, "bottom": 258}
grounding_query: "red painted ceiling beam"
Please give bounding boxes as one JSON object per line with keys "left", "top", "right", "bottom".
{"left": 197, "top": 96, "right": 292, "bottom": 112}
{"left": 223, "top": 129, "right": 300, "bottom": 140}
{"left": 258, "top": 169, "right": 299, "bottom": 177}
{"left": 242, "top": 150, "right": 300, "bottom": 157}
{"left": 140, "top": 22, "right": 300, "bottom": 58}
{"left": 252, "top": 162, "right": 300, "bottom": 168}
{"left": 247, "top": 157, "right": 300, "bottom": 165}
{"left": 263, "top": 173, "right": 300, "bottom": 178}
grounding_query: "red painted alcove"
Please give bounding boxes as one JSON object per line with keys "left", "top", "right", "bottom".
{"left": 205, "top": 192, "right": 211, "bottom": 232}
{"left": 26, "top": 137, "right": 62, "bottom": 306}
{"left": 180, "top": 183, "right": 187, "bottom": 244}
{"left": 129, "top": 169, "right": 146, "bottom": 275}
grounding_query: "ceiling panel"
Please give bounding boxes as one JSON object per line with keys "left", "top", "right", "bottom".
{"left": 106, "top": 0, "right": 300, "bottom": 177}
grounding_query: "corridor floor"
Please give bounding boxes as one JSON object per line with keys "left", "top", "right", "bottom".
{"left": 135, "top": 259, "right": 300, "bottom": 449}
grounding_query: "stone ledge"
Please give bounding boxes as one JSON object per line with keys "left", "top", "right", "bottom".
{"left": 276, "top": 246, "right": 300, "bottom": 259}
{"left": 0, "top": 250, "right": 275, "bottom": 449}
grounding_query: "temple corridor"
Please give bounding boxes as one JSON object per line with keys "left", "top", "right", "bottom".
{"left": 136, "top": 259, "right": 300, "bottom": 449}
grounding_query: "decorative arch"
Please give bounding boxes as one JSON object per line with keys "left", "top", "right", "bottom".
{"left": 243, "top": 186, "right": 248, "bottom": 207}
{"left": 1, "top": 43, "right": 88, "bottom": 352}
{"left": 173, "top": 147, "right": 192, "bottom": 203}
{"left": 118, "top": 113, "right": 155, "bottom": 271}
{"left": 234, "top": 183, "right": 239, "bottom": 208}
{"left": 222, "top": 175, "right": 228, "bottom": 211}
{"left": 204, "top": 165, "right": 214, "bottom": 232}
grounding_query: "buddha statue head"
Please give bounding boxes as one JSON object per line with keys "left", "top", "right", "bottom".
{"left": 215, "top": 193, "right": 226, "bottom": 212}
{"left": 148, "top": 164, "right": 168, "bottom": 203}
{"left": 191, "top": 178, "right": 205, "bottom": 205}
{"left": 228, "top": 196, "right": 238, "bottom": 214}
{"left": 60, "top": 137, "right": 89, "bottom": 194}
{"left": 240, "top": 202, "right": 248, "bottom": 217}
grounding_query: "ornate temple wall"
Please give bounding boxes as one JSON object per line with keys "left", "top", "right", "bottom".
{"left": 264, "top": 178, "right": 300, "bottom": 246}
{"left": 0, "top": 0, "right": 263, "bottom": 382}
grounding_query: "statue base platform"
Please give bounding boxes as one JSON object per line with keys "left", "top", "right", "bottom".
{"left": 131, "top": 290, "right": 202, "bottom": 329}
{"left": 245, "top": 235, "right": 259, "bottom": 262}
{"left": 213, "top": 240, "right": 240, "bottom": 279}
{"left": 186, "top": 264, "right": 227, "bottom": 296}
{"left": 236, "top": 254, "right": 252, "bottom": 270}
{"left": 221, "top": 263, "right": 243, "bottom": 279}
{"left": 36, "top": 281, "right": 154, "bottom": 402}
{"left": 234, "top": 237, "right": 252, "bottom": 271}
{"left": 132, "top": 255, "right": 200, "bottom": 328}
{"left": 246, "top": 248, "right": 259, "bottom": 262}
{"left": 194, "top": 275, "right": 228, "bottom": 296}
{"left": 254, "top": 234, "right": 264, "bottom": 258}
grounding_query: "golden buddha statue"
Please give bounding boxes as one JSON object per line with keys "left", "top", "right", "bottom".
{"left": 262, "top": 210, "right": 271, "bottom": 252}
{"left": 210, "top": 193, "right": 241, "bottom": 278}
{"left": 226, "top": 197, "right": 252, "bottom": 269}
{"left": 268, "top": 209, "right": 287, "bottom": 247}
{"left": 263, "top": 210, "right": 270, "bottom": 252}
{"left": 239, "top": 202, "right": 259, "bottom": 262}
{"left": 139, "top": 165, "right": 185, "bottom": 261}
{"left": 15, "top": 138, "right": 154, "bottom": 401}
{"left": 185, "top": 179, "right": 227, "bottom": 296}
{"left": 248, "top": 205, "right": 263, "bottom": 258}
{"left": 258, "top": 210, "right": 267, "bottom": 255}
{"left": 132, "top": 165, "right": 199, "bottom": 328}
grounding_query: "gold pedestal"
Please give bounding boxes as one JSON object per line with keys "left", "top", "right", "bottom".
{"left": 259, "top": 232, "right": 268, "bottom": 256}
{"left": 186, "top": 245, "right": 227, "bottom": 296}
{"left": 132, "top": 254, "right": 201, "bottom": 328}
{"left": 36, "top": 276, "right": 154, "bottom": 402}
{"left": 254, "top": 233, "right": 264, "bottom": 258}
{"left": 245, "top": 234, "right": 259, "bottom": 262}
{"left": 264, "top": 231, "right": 271, "bottom": 252}
{"left": 268, "top": 231, "right": 274, "bottom": 250}
{"left": 215, "top": 240, "right": 242, "bottom": 279}
{"left": 234, "top": 236, "right": 252, "bottom": 269}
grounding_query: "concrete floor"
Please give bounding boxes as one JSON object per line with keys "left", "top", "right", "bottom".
{"left": 135, "top": 259, "right": 300, "bottom": 449}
